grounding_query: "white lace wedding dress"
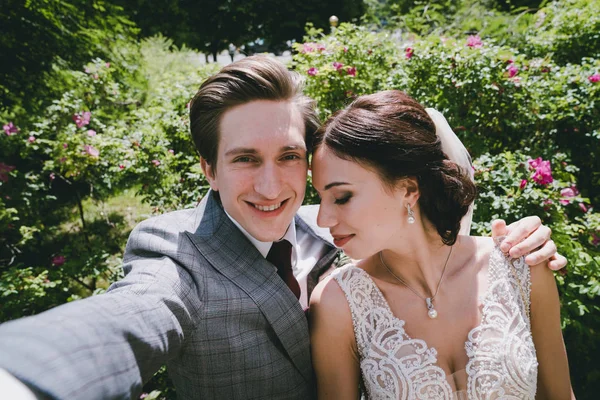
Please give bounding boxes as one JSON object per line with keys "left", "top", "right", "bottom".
{"left": 330, "top": 245, "right": 538, "bottom": 399}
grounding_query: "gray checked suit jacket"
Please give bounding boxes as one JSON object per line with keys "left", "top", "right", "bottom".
{"left": 0, "top": 191, "right": 341, "bottom": 399}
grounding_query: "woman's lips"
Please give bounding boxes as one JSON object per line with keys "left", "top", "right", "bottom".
{"left": 333, "top": 234, "right": 354, "bottom": 247}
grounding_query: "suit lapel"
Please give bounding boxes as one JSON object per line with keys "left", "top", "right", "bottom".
{"left": 184, "top": 192, "right": 313, "bottom": 383}
{"left": 294, "top": 208, "right": 342, "bottom": 297}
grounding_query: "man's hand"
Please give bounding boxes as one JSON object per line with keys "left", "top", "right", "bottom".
{"left": 491, "top": 217, "right": 567, "bottom": 271}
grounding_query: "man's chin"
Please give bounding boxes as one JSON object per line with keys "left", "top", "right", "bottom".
{"left": 248, "top": 221, "right": 292, "bottom": 242}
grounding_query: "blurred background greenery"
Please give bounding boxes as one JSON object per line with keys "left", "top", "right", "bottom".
{"left": 1, "top": 0, "right": 599, "bottom": 398}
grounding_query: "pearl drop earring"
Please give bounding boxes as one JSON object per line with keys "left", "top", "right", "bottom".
{"left": 406, "top": 203, "right": 416, "bottom": 224}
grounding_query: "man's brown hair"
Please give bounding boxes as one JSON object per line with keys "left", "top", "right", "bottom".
{"left": 189, "top": 55, "right": 320, "bottom": 169}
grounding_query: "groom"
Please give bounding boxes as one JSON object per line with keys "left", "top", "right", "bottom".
{"left": 0, "top": 56, "right": 563, "bottom": 399}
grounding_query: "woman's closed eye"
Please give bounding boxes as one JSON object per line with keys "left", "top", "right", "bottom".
{"left": 334, "top": 193, "right": 352, "bottom": 205}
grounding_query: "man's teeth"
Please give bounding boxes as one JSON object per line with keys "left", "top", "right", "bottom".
{"left": 255, "top": 202, "right": 282, "bottom": 211}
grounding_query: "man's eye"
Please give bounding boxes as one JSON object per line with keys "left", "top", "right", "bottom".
{"left": 234, "top": 156, "right": 254, "bottom": 163}
{"left": 282, "top": 154, "right": 301, "bottom": 161}
{"left": 334, "top": 194, "right": 352, "bottom": 205}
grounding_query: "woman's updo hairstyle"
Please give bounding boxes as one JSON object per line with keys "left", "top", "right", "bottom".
{"left": 312, "top": 90, "right": 476, "bottom": 245}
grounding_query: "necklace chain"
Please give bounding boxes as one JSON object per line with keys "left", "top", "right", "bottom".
{"left": 379, "top": 246, "right": 453, "bottom": 318}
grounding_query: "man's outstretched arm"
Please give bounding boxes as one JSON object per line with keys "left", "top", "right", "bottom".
{"left": 491, "top": 217, "right": 567, "bottom": 270}
{"left": 0, "top": 220, "right": 199, "bottom": 400}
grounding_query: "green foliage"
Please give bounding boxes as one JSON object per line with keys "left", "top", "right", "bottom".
{"left": 0, "top": 0, "right": 138, "bottom": 112}
{"left": 292, "top": 23, "right": 401, "bottom": 119}
{"left": 473, "top": 151, "right": 600, "bottom": 394}
{"left": 0, "top": 36, "right": 218, "bottom": 322}
{"left": 522, "top": 0, "right": 600, "bottom": 65}
{"left": 388, "top": 38, "right": 600, "bottom": 204}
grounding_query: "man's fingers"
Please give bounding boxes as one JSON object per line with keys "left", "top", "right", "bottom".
{"left": 509, "top": 225, "right": 552, "bottom": 258}
{"left": 491, "top": 219, "right": 507, "bottom": 237}
{"left": 523, "top": 239, "right": 557, "bottom": 265}
{"left": 547, "top": 253, "right": 568, "bottom": 271}
{"left": 491, "top": 219, "right": 510, "bottom": 252}
{"left": 503, "top": 216, "right": 545, "bottom": 255}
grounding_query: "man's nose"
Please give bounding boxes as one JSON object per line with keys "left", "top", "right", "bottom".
{"left": 254, "top": 163, "right": 282, "bottom": 199}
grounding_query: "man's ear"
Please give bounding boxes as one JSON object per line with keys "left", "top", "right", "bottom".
{"left": 200, "top": 157, "right": 218, "bottom": 191}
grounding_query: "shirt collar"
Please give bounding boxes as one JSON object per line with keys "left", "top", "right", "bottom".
{"left": 224, "top": 210, "right": 297, "bottom": 259}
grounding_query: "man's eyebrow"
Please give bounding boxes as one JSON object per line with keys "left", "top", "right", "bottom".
{"left": 324, "top": 182, "right": 350, "bottom": 190}
{"left": 224, "top": 148, "right": 258, "bottom": 157}
{"left": 281, "top": 144, "right": 307, "bottom": 152}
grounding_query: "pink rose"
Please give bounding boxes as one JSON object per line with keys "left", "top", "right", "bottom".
{"left": 152, "top": 159, "right": 161, "bottom": 166}
{"left": 528, "top": 157, "right": 553, "bottom": 185}
{"left": 0, "top": 163, "right": 16, "bottom": 182}
{"left": 507, "top": 65, "right": 519, "bottom": 78}
{"left": 168, "top": 149, "right": 175, "bottom": 155}
{"left": 28, "top": 136, "right": 36, "bottom": 143}
{"left": 405, "top": 47, "right": 414, "bottom": 59}
{"left": 316, "top": 43, "right": 326, "bottom": 52}
{"left": 588, "top": 73, "right": 600, "bottom": 83}
{"left": 332, "top": 62, "right": 344, "bottom": 71}
{"left": 119, "top": 164, "right": 125, "bottom": 170}
{"left": 50, "top": 172, "right": 56, "bottom": 181}
{"left": 343, "top": 46, "right": 348, "bottom": 53}
{"left": 3, "top": 122, "right": 19, "bottom": 136}
{"left": 579, "top": 203, "right": 589, "bottom": 213}
{"left": 527, "top": 157, "right": 542, "bottom": 169}
{"left": 519, "top": 179, "right": 527, "bottom": 190}
{"left": 87, "top": 129, "right": 97, "bottom": 137}
{"left": 302, "top": 42, "right": 316, "bottom": 53}
{"left": 346, "top": 66, "right": 356, "bottom": 77}
{"left": 73, "top": 111, "right": 91, "bottom": 128}
{"left": 52, "top": 255, "right": 66, "bottom": 266}
{"left": 307, "top": 67, "right": 318, "bottom": 76}
{"left": 84, "top": 145, "right": 99, "bottom": 158}
{"left": 63, "top": 143, "right": 68, "bottom": 149}
{"left": 105, "top": 62, "right": 110, "bottom": 68}
{"left": 560, "top": 186, "right": 579, "bottom": 205}
{"left": 466, "top": 35, "right": 483, "bottom": 48}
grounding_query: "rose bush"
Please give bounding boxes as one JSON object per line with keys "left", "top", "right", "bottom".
{"left": 0, "top": 37, "right": 219, "bottom": 322}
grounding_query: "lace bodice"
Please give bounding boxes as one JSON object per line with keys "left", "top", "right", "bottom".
{"left": 330, "top": 245, "right": 537, "bottom": 399}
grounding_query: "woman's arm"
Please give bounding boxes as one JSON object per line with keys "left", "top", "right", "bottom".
{"left": 309, "top": 276, "right": 361, "bottom": 400}
{"left": 530, "top": 261, "right": 575, "bottom": 399}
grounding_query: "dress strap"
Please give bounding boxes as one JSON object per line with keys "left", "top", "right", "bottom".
{"left": 330, "top": 265, "right": 402, "bottom": 358}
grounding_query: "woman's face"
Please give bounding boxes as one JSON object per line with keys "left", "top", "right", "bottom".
{"left": 311, "top": 146, "right": 407, "bottom": 259}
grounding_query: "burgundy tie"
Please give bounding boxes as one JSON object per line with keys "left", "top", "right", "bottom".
{"left": 266, "top": 240, "right": 301, "bottom": 300}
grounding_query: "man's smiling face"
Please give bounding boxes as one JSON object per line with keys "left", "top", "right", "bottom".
{"left": 202, "top": 100, "right": 308, "bottom": 242}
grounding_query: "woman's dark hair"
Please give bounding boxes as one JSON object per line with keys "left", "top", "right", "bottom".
{"left": 313, "top": 90, "right": 476, "bottom": 245}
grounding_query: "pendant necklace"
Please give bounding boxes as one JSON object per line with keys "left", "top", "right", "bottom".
{"left": 379, "top": 246, "right": 453, "bottom": 319}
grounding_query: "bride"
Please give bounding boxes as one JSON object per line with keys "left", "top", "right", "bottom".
{"left": 309, "top": 90, "right": 573, "bottom": 399}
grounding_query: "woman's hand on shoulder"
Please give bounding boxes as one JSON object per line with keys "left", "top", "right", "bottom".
{"left": 309, "top": 275, "right": 361, "bottom": 400}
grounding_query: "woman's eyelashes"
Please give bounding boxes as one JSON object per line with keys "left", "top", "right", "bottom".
{"left": 334, "top": 193, "right": 352, "bottom": 205}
